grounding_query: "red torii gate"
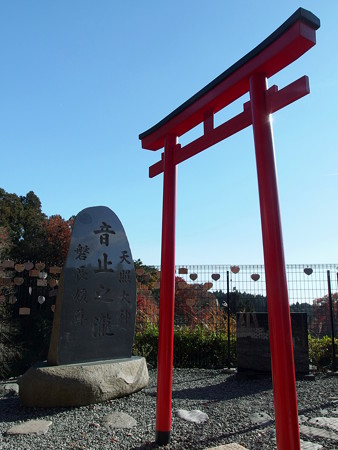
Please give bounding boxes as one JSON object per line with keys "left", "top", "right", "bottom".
{"left": 139, "top": 8, "right": 320, "bottom": 449}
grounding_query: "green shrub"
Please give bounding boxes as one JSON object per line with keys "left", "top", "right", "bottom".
{"left": 133, "top": 322, "right": 159, "bottom": 367}
{"left": 308, "top": 335, "right": 337, "bottom": 369}
{"left": 133, "top": 323, "right": 236, "bottom": 368}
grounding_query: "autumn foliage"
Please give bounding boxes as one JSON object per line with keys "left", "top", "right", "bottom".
{"left": 42, "top": 215, "right": 74, "bottom": 265}
{"left": 311, "top": 292, "right": 338, "bottom": 337}
{"left": 135, "top": 266, "right": 232, "bottom": 334}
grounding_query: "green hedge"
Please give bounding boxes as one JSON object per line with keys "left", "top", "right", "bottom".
{"left": 1, "top": 317, "right": 337, "bottom": 378}
{"left": 133, "top": 323, "right": 337, "bottom": 370}
{"left": 133, "top": 323, "right": 236, "bottom": 368}
{"left": 308, "top": 335, "right": 338, "bottom": 369}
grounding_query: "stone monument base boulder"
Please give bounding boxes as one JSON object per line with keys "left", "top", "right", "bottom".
{"left": 19, "top": 356, "right": 148, "bottom": 408}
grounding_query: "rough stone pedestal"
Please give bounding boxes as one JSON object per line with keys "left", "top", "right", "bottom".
{"left": 19, "top": 356, "right": 148, "bottom": 408}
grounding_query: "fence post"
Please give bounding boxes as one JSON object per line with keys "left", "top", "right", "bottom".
{"left": 327, "top": 270, "right": 336, "bottom": 372}
{"left": 226, "top": 270, "right": 230, "bottom": 369}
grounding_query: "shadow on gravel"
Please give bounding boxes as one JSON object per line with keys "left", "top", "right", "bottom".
{"left": 0, "top": 396, "right": 76, "bottom": 423}
{"left": 298, "top": 401, "right": 335, "bottom": 416}
{"left": 148, "top": 376, "right": 273, "bottom": 402}
{"left": 128, "top": 421, "right": 276, "bottom": 450}
{"left": 190, "top": 421, "right": 275, "bottom": 449}
{"left": 130, "top": 443, "right": 160, "bottom": 449}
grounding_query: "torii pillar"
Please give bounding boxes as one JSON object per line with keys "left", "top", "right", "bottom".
{"left": 139, "top": 8, "right": 320, "bottom": 449}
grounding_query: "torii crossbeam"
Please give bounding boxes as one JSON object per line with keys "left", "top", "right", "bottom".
{"left": 139, "top": 8, "right": 320, "bottom": 449}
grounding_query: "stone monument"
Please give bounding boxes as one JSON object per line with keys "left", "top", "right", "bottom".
{"left": 19, "top": 206, "right": 148, "bottom": 407}
{"left": 236, "top": 312, "right": 309, "bottom": 375}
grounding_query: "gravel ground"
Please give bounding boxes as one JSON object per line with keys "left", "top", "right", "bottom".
{"left": 0, "top": 368, "right": 337, "bottom": 449}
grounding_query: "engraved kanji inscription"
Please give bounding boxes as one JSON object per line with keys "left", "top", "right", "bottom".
{"left": 120, "top": 309, "right": 131, "bottom": 325}
{"left": 75, "top": 265, "right": 89, "bottom": 281}
{"left": 121, "top": 290, "right": 131, "bottom": 305}
{"left": 120, "top": 250, "right": 131, "bottom": 264}
{"left": 95, "top": 253, "right": 114, "bottom": 273}
{"left": 94, "top": 221, "right": 116, "bottom": 246}
{"left": 92, "top": 313, "right": 115, "bottom": 337}
{"left": 75, "top": 244, "right": 90, "bottom": 260}
{"left": 48, "top": 206, "right": 136, "bottom": 365}
{"left": 73, "top": 287, "right": 87, "bottom": 303}
{"left": 94, "top": 284, "right": 114, "bottom": 302}
{"left": 74, "top": 309, "right": 86, "bottom": 326}
{"left": 119, "top": 270, "right": 131, "bottom": 283}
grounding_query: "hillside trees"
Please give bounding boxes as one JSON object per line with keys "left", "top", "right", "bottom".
{"left": 0, "top": 188, "right": 72, "bottom": 265}
{"left": 0, "top": 187, "right": 26, "bottom": 255}
{"left": 0, "top": 226, "right": 12, "bottom": 260}
{"left": 0, "top": 188, "right": 75, "bottom": 377}
{"left": 213, "top": 289, "right": 267, "bottom": 313}
{"left": 0, "top": 188, "right": 45, "bottom": 261}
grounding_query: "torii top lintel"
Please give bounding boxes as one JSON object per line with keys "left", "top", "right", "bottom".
{"left": 139, "top": 7, "right": 320, "bottom": 159}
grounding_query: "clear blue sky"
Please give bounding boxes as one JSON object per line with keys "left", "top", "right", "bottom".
{"left": 1, "top": 1, "right": 337, "bottom": 266}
